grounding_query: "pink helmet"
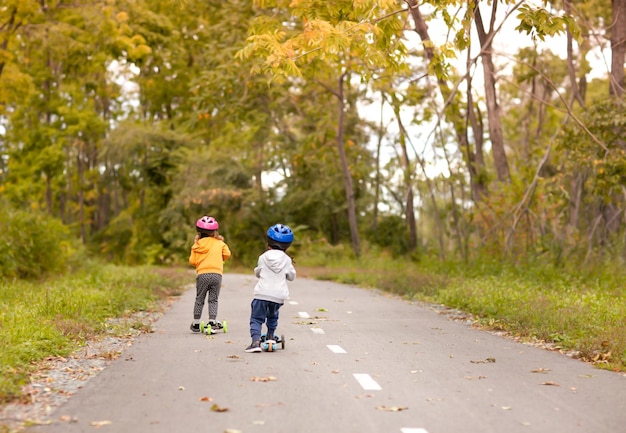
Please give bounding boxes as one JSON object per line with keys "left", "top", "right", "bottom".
{"left": 196, "top": 216, "right": 219, "bottom": 232}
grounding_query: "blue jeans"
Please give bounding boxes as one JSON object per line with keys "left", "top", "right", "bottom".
{"left": 249, "top": 299, "right": 282, "bottom": 341}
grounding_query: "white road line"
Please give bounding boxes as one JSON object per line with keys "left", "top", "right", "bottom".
{"left": 327, "top": 345, "right": 346, "bottom": 354}
{"left": 298, "top": 311, "right": 310, "bottom": 318}
{"left": 311, "top": 328, "right": 325, "bottom": 334}
{"left": 401, "top": 429, "right": 429, "bottom": 433}
{"left": 353, "top": 374, "right": 382, "bottom": 390}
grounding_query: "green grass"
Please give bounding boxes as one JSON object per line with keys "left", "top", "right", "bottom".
{"left": 436, "top": 272, "right": 626, "bottom": 367}
{"left": 0, "top": 264, "right": 187, "bottom": 404}
{"left": 296, "top": 245, "right": 626, "bottom": 372}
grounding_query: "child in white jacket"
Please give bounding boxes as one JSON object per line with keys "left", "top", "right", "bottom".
{"left": 245, "top": 224, "right": 296, "bottom": 353}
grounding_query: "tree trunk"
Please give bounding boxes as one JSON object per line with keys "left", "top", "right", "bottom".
{"left": 254, "top": 140, "right": 264, "bottom": 200}
{"left": 610, "top": 1, "right": 626, "bottom": 161}
{"left": 63, "top": 144, "right": 72, "bottom": 224}
{"left": 0, "top": 6, "right": 20, "bottom": 79}
{"left": 372, "top": 92, "right": 387, "bottom": 231}
{"left": 391, "top": 97, "right": 417, "bottom": 251}
{"left": 77, "top": 140, "right": 86, "bottom": 244}
{"left": 473, "top": 1, "right": 510, "bottom": 182}
{"left": 406, "top": 0, "right": 487, "bottom": 201}
{"left": 465, "top": 66, "right": 487, "bottom": 201}
{"left": 399, "top": 134, "right": 417, "bottom": 252}
{"left": 388, "top": 92, "right": 445, "bottom": 259}
{"left": 448, "top": 181, "right": 467, "bottom": 260}
{"left": 565, "top": 0, "right": 586, "bottom": 107}
{"left": 610, "top": 0, "right": 626, "bottom": 97}
{"left": 45, "top": 172, "right": 53, "bottom": 214}
{"left": 336, "top": 72, "right": 361, "bottom": 257}
{"left": 113, "top": 169, "right": 120, "bottom": 218}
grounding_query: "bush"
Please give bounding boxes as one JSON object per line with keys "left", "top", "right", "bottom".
{"left": 0, "top": 202, "right": 71, "bottom": 279}
{"left": 365, "top": 215, "right": 413, "bottom": 256}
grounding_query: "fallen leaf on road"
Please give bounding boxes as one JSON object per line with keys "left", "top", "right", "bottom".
{"left": 199, "top": 396, "right": 213, "bottom": 402}
{"left": 355, "top": 394, "right": 374, "bottom": 399}
{"left": 227, "top": 355, "right": 241, "bottom": 359}
{"left": 331, "top": 369, "right": 340, "bottom": 374}
{"left": 531, "top": 368, "right": 551, "bottom": 373}
{"left": 376, "top": 405, "right": 408, "bottom": 412}
{"left": 471, "top": 357, "right": 496, "bottom": 364}
{"left": 541, "top": 381, "right": 560, "bottom": 386}
{"left": 178, "top": 386, "right": 185, "bottom": 390}
{"left": 316, "top": 307, "right": 328, "bottom": 312}
{"left": 224, "top": 429, "right": 242, "bottom": 433}
{"left": 592, "top": 351, "right": 612, "bottom": 362}
{"left": 501, "top": 406, "right": 512, "bottom": 410}
{"left": 27, "top": 420, "right": 52, "bottom": 426}
{"left": 101, "top": 351, "right": 121, "bottom": 360}
{"left": 210, "top": 403, "right": 229, "bottom": 412}
{"left": 250, "top": 376, "right": 277, "bottom": 382}
{"left": 90, "top": 420, "right": 112, "bottom": 428}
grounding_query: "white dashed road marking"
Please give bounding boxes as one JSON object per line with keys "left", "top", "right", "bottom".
{"left": 353, "top": 374, "right": 382, "bottom": 390}
{"left": 290, "top": 301, "right": 427, "bottom": 433}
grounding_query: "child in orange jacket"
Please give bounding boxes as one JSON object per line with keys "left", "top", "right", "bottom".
{"left": 189, "top": 216, "right": 231, "bottom": 333}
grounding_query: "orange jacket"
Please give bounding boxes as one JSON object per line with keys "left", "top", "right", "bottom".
{"left": 189, "top": 237, "right": 231, "bottom": 275}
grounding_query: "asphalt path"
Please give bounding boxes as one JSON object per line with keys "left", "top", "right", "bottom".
{"left": 26, "top": 273, "right": 626, "bottom": 433}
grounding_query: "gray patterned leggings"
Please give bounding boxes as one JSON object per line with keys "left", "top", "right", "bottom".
{"left": 193, "top": 273, "right": 222, "bottom": 320}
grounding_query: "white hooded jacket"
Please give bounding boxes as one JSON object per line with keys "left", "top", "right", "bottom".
{"left": 253, "top": 249, "right": 296, "bottom": 304}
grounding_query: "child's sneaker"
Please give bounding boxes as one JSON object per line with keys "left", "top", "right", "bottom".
{"left": 190, "top": 323, "right": 201, "bottom": 333}
{"left": 245, "top": 340, "right": 262, "bottom": 353}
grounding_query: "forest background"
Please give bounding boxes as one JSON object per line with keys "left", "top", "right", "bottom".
{"left": 1, "top": 0, "right": 626, "bottom": 404}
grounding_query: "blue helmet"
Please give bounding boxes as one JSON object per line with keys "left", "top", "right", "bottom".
{"left": 267, "top": 224, "right": 294, "bottom": 244}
